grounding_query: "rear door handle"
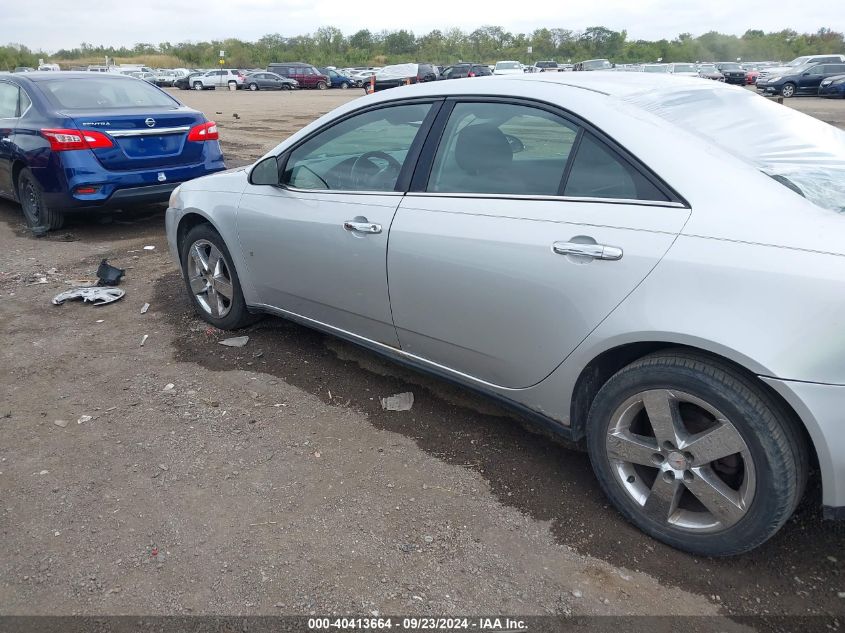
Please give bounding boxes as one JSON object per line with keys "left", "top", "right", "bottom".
{"left": 343, "top": 220, "right": 382, "bottom": 234}
{"left": 553, "top": 241, "right": 623, "bottom": 261}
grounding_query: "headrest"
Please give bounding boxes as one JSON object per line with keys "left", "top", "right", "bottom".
{"left": 454, "top": 123, "right": 513, "bottom": 176}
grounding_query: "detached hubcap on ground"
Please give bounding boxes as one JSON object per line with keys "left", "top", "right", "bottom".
{"left": 606, "top": 389, "right": 756, "bottom": 532}
{"left": 187, "top": 239, "right": 234, "bottom": 318}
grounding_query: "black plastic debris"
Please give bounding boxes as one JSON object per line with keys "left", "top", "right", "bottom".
{"left": 96, "top": 259, "right": 125, "bottom": 286}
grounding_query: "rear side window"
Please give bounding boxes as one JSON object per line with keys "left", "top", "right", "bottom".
{"left": 39, "top": 78, "right": 177, "bottom": 109}
{"left": 0, "top": 83, "right": 18, "bottom": 118}
{"left": 564, "top": 133, "right": 668, "bottom": 201}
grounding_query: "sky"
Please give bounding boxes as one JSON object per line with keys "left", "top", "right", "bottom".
{"left": 4, "top": 0, "right": 844, "bottom": 52}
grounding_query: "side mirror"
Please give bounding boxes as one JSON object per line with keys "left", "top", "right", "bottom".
{"left": 250, "top": 156, "right": 281, "bottom": 186}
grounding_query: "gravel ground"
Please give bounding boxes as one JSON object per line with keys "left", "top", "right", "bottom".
{"left": 0, "top": 84, "right": 842, "bottom": 628}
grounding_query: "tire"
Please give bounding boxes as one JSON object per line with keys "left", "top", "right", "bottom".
{"left": 248, "top": 83, "right": 259, "bottom": 91}
{"left": 180, "top": 223, "right": 258, "bottom": 330}
{"left": 17, "top": 168, "right": 64, "bottom": 235}
{"left": 340, "top": 82, "right": 349, "bottom": 90}
{"left": 780, "top": 82, "right": 796, "bottom": 98}
{"left": 585, "top": 350, "right": 807, "bottom": 557}
{"left": 281, "top": 84, "right": 291, "bottom": 90}
{"left": 316, "top": 81, "right": 327, "bottom": 90}
{"left": 193, "top": 81, "right": 204, "bottom": 90}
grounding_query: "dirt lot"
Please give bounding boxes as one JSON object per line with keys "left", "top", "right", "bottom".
{"left": 0, "top": 86, "right": 843, "bottom": 627}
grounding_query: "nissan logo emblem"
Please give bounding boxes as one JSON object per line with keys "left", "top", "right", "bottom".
{"left": 145, "top": 118, "right": 156, "bottom": 128}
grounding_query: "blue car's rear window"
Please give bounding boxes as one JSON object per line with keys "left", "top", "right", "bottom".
{"left": 39, "top": 77, "right": 177, "bottom": 109}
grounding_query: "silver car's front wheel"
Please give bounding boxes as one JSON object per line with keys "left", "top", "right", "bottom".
{"left": 180, "top": 224, "right": 258, "bottom": 330}
{"left": 187, "top": 239, "right": 234, "bottom": 318}
{"left": 587, "top": 351, "right": 807, "bottom": 556}
{"left": 606, "top": 389, "right": 755, "bottom": 532}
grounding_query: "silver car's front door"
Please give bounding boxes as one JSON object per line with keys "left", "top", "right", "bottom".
{"left": 386, "top": 100, "right": 690, "bottom": 389}
{"left": 236, "top": 101, "right": 438, "bottom": 348}
{"left": 237, "top": 188, "right": 402, "bottom": 346}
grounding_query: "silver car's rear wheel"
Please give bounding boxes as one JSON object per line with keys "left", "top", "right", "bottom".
{"left": 587, "top": 351, "right": 807, "bottom": 556}
{"left": 186, "top": 239, "right": 234, "bottom": 318}
{"left": 606, "top": 389, "right": 756, "bottom": 532}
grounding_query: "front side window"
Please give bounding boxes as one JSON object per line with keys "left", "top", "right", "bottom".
{"left": 427, "top": 102, "right": 578, "bottom": 195}
{"left": 283, "top": 103, "right": 432, "bottom": 192}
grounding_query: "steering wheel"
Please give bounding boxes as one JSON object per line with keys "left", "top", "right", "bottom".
{"left": 350, "top": 151, "right": 402, "bottom": 189}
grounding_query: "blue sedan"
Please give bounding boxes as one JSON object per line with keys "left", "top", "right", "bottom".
{"left": 0, "top": 72, "right": 225, "bottom": 234}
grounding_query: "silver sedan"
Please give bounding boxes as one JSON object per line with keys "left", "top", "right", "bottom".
{"left": 166, "top": 72, "right": 845, "bottom": 556}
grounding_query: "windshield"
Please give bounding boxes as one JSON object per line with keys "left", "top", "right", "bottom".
{"left": 40, "top": 77, "right": 177, "bottom": 109}
{"left": 788, "top": 56, "right": 811, "bottom": 67}
{"left": 643, "top": 65, "right": 670, "bottom": 73}
{"left": 672, "top": 64, "right": 696, "bottom": 72}
{"left": 620, "top": 85, "right": 845, "bottom": 212}
{"left": 583, "top": 60, "right": 612, "bottom": 70}
{"left": 720, "top": 63, "right": 742, "bottom": 70}
{"left": 699, "top": 65, "right": 717, "bottom": 73}
{"left": 496, "top": 62, "right": 520, "bottom": 69}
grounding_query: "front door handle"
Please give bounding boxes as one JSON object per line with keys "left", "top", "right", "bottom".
{"left": 343, "top": 220, "right": 382, "bottom": 234}
{"left": 553, "top": 241, "right": 623, "bottom": 261}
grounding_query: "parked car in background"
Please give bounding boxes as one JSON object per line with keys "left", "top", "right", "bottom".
{"left": 130, "top": 71, "right": 158, "bottom": 84}
{"left": 819, "top": 74, "right": 845, "bottom": 98}
{"left": 175, "top": 72, "right": 203, "bottom": 90}
{"left": 154, "top": 70, "right": 178, "bottom": 87}
{"left": 758, "top": 62, "right": 845, "bottom": 97}
{"left": 529, "top": 60, "right": 561, "bottom": 73}
{"left": 165, "top": 72, "right": 845, "bottom": 558}
{"left": 669, "top": 63, "right": 698, "bottom": 77}
{"left": 37, "top": 63, "right": 61, "bottom": 72}
{"left": 13, "top": 67, "right": 35, "bottom": 73}
{"left": 493, "top": 61, "right": 523, "bottom": 75}
{"left": 192, "top": 69, "right": 245, "bottom": 90}
{"left": 0, "top": 72, "right": 225, "bottom": 234}
{"left": 697, "top": 64, "right": 724, "bottom": 81}
{"left": 267, "top": 63, "right": 329, "bottom": 89}
{"left": 758, "top": 54, "right": 845, "bottom": 81}
{"left": 715, "top": 62, "right": 746, "bottom": 84}
{"left": 243, "top": 72, "right": 298, "bottom": 91}
{"left": 744, "top": 68, "right": 760, "bottom": 85}
{"left": 318, "top": 68, "right": 356, "bottom": 89}
{"left": 438, "top": 63, "right": 492, "bottom": 80}
{"left": 575, "top": 59, "right": 613, "bottom": 71}
{"left": 642, "top": 64, "right": 671, "bottom": 73}
{"left": 372, "top": 63, "right": 438, "bottom": 91}
{"left": 348, "top": 69, "right": 378, "bottom": 86}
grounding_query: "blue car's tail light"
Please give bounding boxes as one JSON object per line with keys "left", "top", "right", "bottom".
{"left": 41, "top": 128, "right": 114, "bottom": 151}
{"left": 187, "top": 121, "right": 219, "bottom": 142}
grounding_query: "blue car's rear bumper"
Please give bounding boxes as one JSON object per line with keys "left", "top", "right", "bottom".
{"left": 30, "top": 144, "right": 226, "bottom": 212}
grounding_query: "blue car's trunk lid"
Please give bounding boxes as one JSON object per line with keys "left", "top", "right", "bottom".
{"left": 66, "top": 108, "right": 207, "bottom": 170}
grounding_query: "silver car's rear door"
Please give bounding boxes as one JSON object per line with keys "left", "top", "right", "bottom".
{"left": 388, "top": 197, "right": 688, "bottom": 389}
{"left": 386, "top": 99, "right": 690, "bottom": 389}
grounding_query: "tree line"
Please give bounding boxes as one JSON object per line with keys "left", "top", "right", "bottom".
{"left": 3, "top": 26, "right": 844, "bottom": 71}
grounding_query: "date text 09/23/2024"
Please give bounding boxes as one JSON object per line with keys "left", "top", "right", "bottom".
{"left": 308, "top": 617, "right": 528, "bottom": 630}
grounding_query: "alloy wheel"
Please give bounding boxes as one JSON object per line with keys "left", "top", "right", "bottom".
{"left": 605, "top": 389, "right": 756, "bottom": 532}
{"left": 781, "top": 83, "right": 795, "bottom": 97}
{"left": 186, "top": 239, "right": 234, "bottom": 318}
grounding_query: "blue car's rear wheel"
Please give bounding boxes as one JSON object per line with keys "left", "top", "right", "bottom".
{"left": 18, "top": 168, "right": 64, "bottom": 235}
